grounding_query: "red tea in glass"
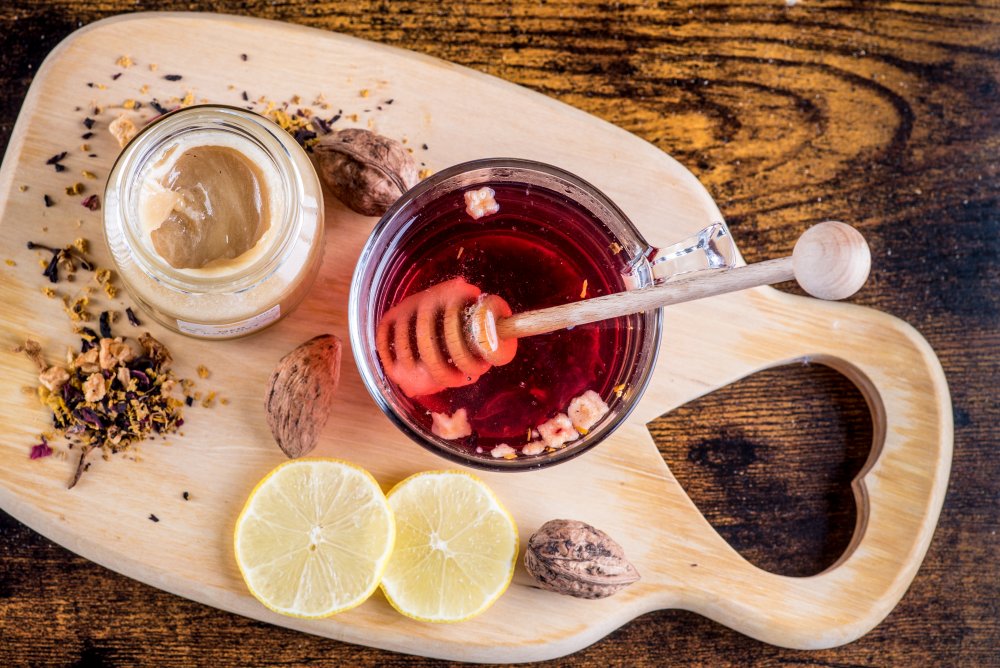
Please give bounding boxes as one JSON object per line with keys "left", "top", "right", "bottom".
{"left": 370, "top": 179, "right": 647, "bottom": 458}
{"left": 350, "top": 160, "right": 709, "bottom": 470}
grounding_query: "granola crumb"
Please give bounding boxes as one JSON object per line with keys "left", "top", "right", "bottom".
{"left": 115, "top": 55, "right": 134, "bottom": 68}
{"left": 5, "top": 259, "right": 15, "bottom": 266}
{"left": 196, "top": 364, "right": 210, "bottom": 379}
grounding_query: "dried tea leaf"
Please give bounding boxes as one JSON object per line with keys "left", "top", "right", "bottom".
{"left": 265, "top": 334, "right": 341, "bottom": 458}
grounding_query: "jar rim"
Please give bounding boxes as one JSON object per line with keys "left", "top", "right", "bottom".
{"left": 106, "top": 105, "right": 304, "bottom": 295}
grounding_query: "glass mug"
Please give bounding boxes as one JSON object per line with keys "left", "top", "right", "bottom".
{"left": 349, "top": 159, "right": 734, "bottom": 471}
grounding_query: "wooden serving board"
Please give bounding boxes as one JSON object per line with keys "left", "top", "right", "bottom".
{"left": 0, "top": 13, "right": 952, "bottom": 663}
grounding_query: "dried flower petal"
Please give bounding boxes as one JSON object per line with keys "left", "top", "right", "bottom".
{"left": 30, "top": 440, "right": 53, "bottom": 459}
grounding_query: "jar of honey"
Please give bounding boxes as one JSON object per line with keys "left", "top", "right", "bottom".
{"left": 104, "top": 105, "right": 324, "bottom": 339}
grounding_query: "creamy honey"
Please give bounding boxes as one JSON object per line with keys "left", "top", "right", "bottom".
{"left": 104, "top": 106, "right": 324, "bottom": 339}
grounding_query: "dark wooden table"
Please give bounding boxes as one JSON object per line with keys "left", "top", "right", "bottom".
{"left": 2, "top": 2, "right": 997, "bottom": 666}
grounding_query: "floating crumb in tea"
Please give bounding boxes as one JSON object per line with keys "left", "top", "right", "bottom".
{"left": 580, "top": 279, "right": 588, "bottom": 299}
{"left": 196, "top": 365, "right": 210, "bottom": 379}
{"left": 613, "top": 383, "right": 627, "bottom": 398}
{"left": 609, "top": 242, "right": 623, "bottom": 255}
{"left": 456, "top": 246, "right": 464, "bottom": 260}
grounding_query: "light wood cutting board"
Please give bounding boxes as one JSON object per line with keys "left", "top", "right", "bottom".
{"left": 0, "top": 13, "right": 952, "bottom": 663}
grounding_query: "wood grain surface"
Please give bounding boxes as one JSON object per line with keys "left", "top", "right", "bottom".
{"left": 0, "top": 1, "right": 996, "bottom": 667}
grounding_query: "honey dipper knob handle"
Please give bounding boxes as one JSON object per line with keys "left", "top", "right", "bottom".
{"left": 492, "top": 221, "right": 871, "bottom": 342}
{"left": 792, "top": 221, "right": 871, "bottom": 300}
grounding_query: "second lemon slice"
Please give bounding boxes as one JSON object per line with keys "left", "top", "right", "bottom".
{"left": 381, "top": 470, "right": 518, "bottom": 622}
{"left": 234, "top": 458, "right": 395, "bottom": 618}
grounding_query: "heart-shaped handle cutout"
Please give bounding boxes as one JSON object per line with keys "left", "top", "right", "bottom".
{"left": 650, "top": 362, "right": 873, "bottom": 577}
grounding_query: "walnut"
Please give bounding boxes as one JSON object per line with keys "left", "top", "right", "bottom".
{"left": 314, "top": 129, "right": 418, "bottom": 216}
{"left": 265, "top": 334, "right": 342, "bottom": 458}
{"left": 524, "top": 519, "right": 640, "bottom": 599}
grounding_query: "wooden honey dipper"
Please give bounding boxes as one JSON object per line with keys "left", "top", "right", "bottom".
{"left": 376, "top": 222, "right": 871, "bottom": 398}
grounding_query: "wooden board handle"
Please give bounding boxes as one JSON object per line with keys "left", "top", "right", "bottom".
{"left": 657, "top": 292, "right": 952, "bottom": 649}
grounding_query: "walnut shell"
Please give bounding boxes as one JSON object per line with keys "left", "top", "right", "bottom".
{"left": 524, "top": 519, "right": 640, "bottom": 599}
{"left": 265, "top": 334, "right": 341, "bottom": 458}
{"left": 314, "top": 129, "right": 418, "bottom": 217}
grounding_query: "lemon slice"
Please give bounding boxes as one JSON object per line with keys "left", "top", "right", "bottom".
{"left": 234, "top": 458, "right": 395, "bottom": 618}
{"left": 381, "top": 470, "right": 518, "bottom": 622}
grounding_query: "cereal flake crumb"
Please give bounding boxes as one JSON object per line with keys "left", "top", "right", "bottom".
{"left": 464, "top": 187, "right": 499, "bottom": 220}
{"left": 568, "top": 390, "right": 610, "bottom": 431}
{"left": 522, "top": 441, "right": 546, "bottom": 456}
{"left": 430, "top": 408, "right": 472, "bottom": 440}
{"left": 537, "top": 413, "right": 579, "bottom": 450}
{"left": 491, "top": 444, "right": 516, "bottom": 459}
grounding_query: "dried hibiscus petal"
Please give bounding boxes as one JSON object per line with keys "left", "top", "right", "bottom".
{"left": 30, "top": 439, "right": 53, "bottom": 459}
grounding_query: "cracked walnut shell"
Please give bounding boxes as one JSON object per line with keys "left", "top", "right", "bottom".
{"left": 524, "top": 519, "right": 640, "bottom": 599}
{"left": 314, "top": 128, "right": 418, "bottom": 217}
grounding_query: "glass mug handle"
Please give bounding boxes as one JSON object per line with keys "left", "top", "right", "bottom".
{"left": 646, "top": 221, "right": 737, "bottom": 283}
